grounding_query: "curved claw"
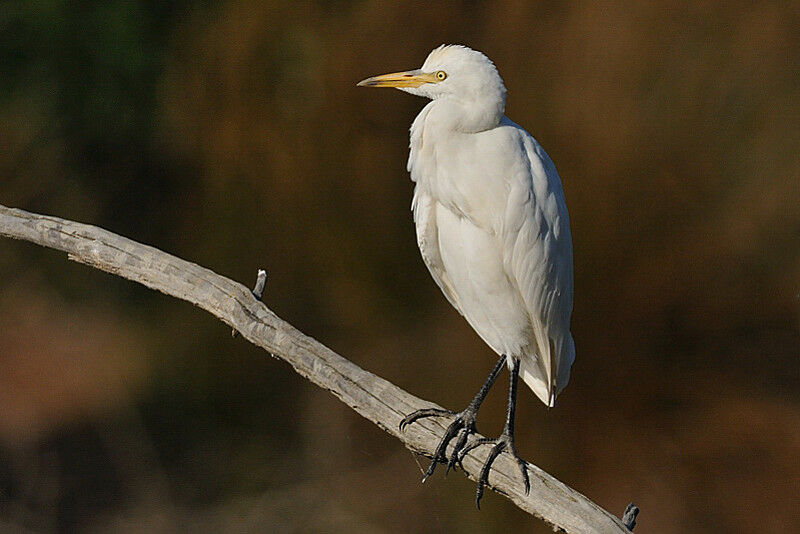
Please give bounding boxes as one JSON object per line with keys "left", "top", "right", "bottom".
{"left": 458, "top": 434, "right": 530, "bottom": 509}
{"left": 445, "top": 427, "right": 471, "bottom": 475}
{"left": 399, "top": 408, "right": 455, "bottom": 431}
{"left": 421, "top": 411, "right": 476, "bottom": 482}
{"left": 475, "top": 441, "right": 506, "bottom": 508}
{"left": 400, "top": 407, "right": 480, "bottom": 483}
{"left": 456, "top": 437, "right": 495, "bottom": 465}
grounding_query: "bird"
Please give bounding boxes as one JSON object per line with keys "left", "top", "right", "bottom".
{"left": 358, "top": 44, "right": 575, "bottom": 507}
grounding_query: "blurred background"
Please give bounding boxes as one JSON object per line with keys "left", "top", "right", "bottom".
{"left": 1, "top": 1, "right": 799, "bottom": 532}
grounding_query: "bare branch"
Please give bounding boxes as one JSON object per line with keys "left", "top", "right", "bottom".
{"left": 0, "top": 204, "right": 635, "bottom": 533}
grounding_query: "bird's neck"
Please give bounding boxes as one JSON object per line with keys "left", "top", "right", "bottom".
{"left": 427, "top": 96, "right": 504, "bottom": 134}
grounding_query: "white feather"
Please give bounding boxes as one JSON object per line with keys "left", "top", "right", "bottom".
{"left": 404, "top": 46, "right": 575, "bottom": 407}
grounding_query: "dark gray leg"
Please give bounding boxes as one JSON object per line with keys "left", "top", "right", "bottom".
{"left": 399, "top": 354, "right": 506, "bottom": 482}
{"left": 457, "top": 357, "right": 530, "bottom": 508}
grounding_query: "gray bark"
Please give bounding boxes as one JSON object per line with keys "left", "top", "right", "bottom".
{"left": 0, "top": 204, "right": 634, "bottom": 533}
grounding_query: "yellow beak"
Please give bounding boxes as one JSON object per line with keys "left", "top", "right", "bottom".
{"left": 357, "top": 70, "right": 437, "bottom": 88}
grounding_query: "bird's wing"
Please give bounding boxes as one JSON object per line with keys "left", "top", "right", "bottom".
{"left": 408, "top": 102, "right": 465, "bottom": 315}
{"left": 502, "top": 125, "right": 575, "bottom": 406}
{"left": 412, "top": 189, "right": 465, "bottom": 314}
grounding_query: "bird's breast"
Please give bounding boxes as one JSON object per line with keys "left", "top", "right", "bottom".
{"left": 409, "top": 114, "right": 520, "bottom": 233}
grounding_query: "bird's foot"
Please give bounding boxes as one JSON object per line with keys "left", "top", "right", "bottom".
{"left": 457, "top": 431, "right": 530, "bottom": 508}
{"left": 399, "top": 405, "right": 480, "bottom": 482}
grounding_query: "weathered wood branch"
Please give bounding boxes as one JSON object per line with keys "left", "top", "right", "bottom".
{"left": 0, "top": 204, "right": 635, "bottom": 533}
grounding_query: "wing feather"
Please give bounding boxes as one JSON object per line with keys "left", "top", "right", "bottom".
{"left": 502, "top": 125, "right": 575, "bottom": 405}
{"left": 412, "top": 190, "right": 465, "bottom": 314}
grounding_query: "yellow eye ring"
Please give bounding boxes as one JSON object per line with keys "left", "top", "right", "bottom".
{"left": 435, "top": 70, "right": 447, "bottom": 81}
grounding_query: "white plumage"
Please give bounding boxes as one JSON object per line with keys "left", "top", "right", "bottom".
{"left": 359, "top": 44, "right": 575, "bottom": 501}
{"left": 363, "top": 45, "right": 575, "bottom": 406}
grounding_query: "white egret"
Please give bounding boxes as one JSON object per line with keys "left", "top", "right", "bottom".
{"left": 358, "top": 45, "right": 575, "bottom": 506}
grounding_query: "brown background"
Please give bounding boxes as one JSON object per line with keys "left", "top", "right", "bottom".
{"left": 1, "top": 1, "right": 799, "bottom": 532}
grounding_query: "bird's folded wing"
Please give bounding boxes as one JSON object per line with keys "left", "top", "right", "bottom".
{"left": 502, "top": 130, "right": 575, "bottom": 403}
{"left": 412, "top": 190, "right": 465, "bottom": 315}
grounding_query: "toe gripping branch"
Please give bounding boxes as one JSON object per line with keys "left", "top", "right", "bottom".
{"left": 399, "top": 355, "right": 530, "bottom": 508}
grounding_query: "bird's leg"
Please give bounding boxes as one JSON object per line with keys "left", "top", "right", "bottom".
{"left": 457, "top": 357, "right": 530, "bottom": 508}
{"left": 399, "top": 354, "right": 506, "bottom": 482}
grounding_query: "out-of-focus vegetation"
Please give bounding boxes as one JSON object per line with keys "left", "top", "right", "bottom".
{"left": 1, "top": 1, "right": 798, "bottom": 532}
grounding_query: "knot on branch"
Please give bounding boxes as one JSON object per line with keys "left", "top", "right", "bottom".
{"left": 621, "top": 503, "right": 639, "bottom": 531}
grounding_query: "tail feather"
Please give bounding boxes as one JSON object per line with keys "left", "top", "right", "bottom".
{"left": 519, "top": 332, "right": 574, "bottom": 407}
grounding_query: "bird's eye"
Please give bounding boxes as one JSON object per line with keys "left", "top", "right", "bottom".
{"left": 435, "top": 70, "right": 447, "bottom": 81}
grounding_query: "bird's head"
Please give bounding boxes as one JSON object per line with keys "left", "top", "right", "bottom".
{"left": 358, "top": 45, "right": 507, "bottom": 129}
